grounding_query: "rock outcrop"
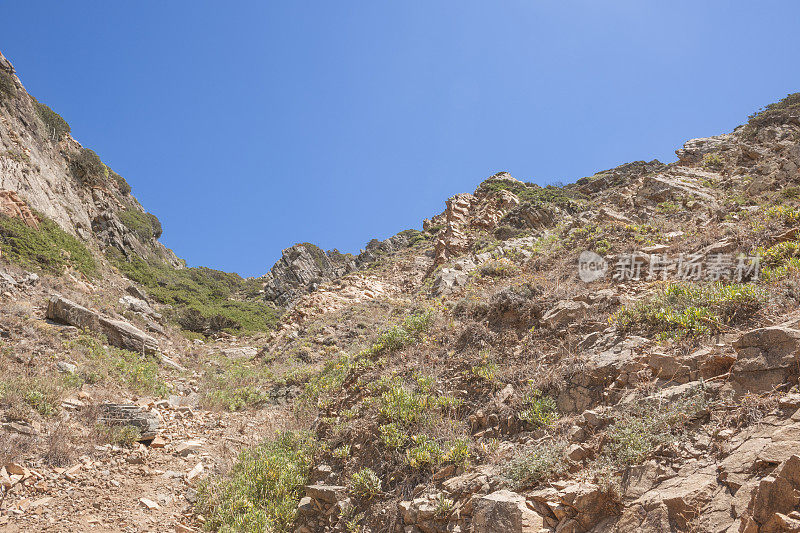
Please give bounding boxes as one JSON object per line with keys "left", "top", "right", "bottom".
{"left": 46, "top": 295, "right": 159, "bottom": 354}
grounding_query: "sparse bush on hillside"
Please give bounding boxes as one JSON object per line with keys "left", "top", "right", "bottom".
{"left": 518, "top": 388, "right": 559, "bottom": 428}
{"left": 33, "top": 99, "right": 70, "bottom": 141}
{"left": 119, "top": 207, "right": 161, "bottom": 242}
{"left": 702, "top": 153, "right": 724, "bottom": 170}
{"left": 0, "top": 213, "right": 97, "bottom": 277}
{"left": 201, "top": 358, "right": 274, "bottom": 411}
{"left": 613, "top": 283, "right": 766, "bottom": 337}
{"left": 108, "top": 168, "right": 131, "bottom": 195}
{"left": 199, "top": 432, "right": 316, "bottom": 533}
{"left": 603, "top": 386, "right": 708, "bottom": 468}
{"left": 479, "top": 179, "right": 584, "bottom": 213}
{"left": 0, "top": 376, "right": 62, "bottom": 419}
{"left": 503, "top": 440, "right": 567, "bottom": 490}
{"left": 69, "top": 148, "right": 107, "bottom": 186}
{"left": 746, "top": 92, "right": 800, "bottom": 132}
{"left": 0, "top": 71, "right": 17, "bottom": 100}
{"left": 350, "top": 468, "right": 382, "bottom": 499}
{"left": 67, "top": 335, "right": 168, "bottom": 396}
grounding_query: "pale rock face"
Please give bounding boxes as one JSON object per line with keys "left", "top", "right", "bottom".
{"left": 0, "top": 54, "right": 179, "bottom": 266}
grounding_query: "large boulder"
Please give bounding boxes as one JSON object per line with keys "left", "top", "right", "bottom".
{"left": 471, "top": 490, "right": 547, "bottom": 533}
{"left": 731, "top": 326, "right": 800, "bottom": 394}
{"left": 47, "top": 295, "right": 159, "bottom": 354}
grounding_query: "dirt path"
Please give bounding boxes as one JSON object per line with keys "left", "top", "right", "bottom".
{"left": 1, "top": 400, "right": 291, "bottom": 532}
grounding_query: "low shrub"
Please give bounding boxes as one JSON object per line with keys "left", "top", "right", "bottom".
{"left": 98, "top": 424, "right": 141, "bottom": 447}
{"left": 614, "top": 283, "right": 766, "bottom": 337}
{"left": 503, "top": 440, "right": 566, "bottom": 490}
{"left": 0, "top": 213, "right": 97, "bottom": 277}
{"left": 69, "top": 148, "right": 107, "bottom": 186}
{"left": 702, "top": 153, "right": 724, "bottom": 170}
{"left": 108, "top": 169, "right": 132, "bottom": 195}
{"left": 350, "top": 468, "right": 382, "bottom": 499}
{"left": 33, "top": 99, "right": 70, "bottom": 141}
{"left": 518, "top": 388, "right": 559, "bottom": 428}
{"left": 746, "top": 93, "right": 800, "bottom": 132}
{"left": 603, "top": 386, "right": 707, "bottom": 468}
{"left": 199, "top": 432, "right": 316, "bottom": 532}
{"left": 0, "top": 71, "right": 16, "bottom": 100}
{"left": 119, "top": 208, "right": 160, "bottom": 242}
{"left": 202, "top": 359, "right": 273, "bottom": 411}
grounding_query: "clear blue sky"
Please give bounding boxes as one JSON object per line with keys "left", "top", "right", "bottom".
{"left": 3, "top": 1, "right": 799, "bottom": 276}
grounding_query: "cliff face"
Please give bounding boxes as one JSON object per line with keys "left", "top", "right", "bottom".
{"left": 0, "top": 51, "right": 179, "bottom": 267}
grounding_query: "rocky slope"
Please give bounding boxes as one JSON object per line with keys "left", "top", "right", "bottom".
{"left": 4, "top": 47, "right": 800, "bottom": 533}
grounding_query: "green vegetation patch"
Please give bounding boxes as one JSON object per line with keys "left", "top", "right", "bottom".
{"left": 199, "top": 431, "right": 316, "bottom": 533}
{"left": 119, "top": 208, "right": 162, "bottom": 241}
{"left": 614, "top": 283, "right": 766, "bottom": 337}
{"left": 67, "top": 335, "right": 168, "bottom": 396}
{"left": 110, "top": 252, "right": 280, "bottom": 335}
{"left": 202, "top": 358, "right": 275, "bottom": 411}
{"left": 503, "top": 440, "right": 566, "bottom": 490}
{"left": 603, "top": 386, "right": 707, "bottom": 468}
{"left": 69, "top": 148, "right": 108, "bottom": 186}
{"left": 479, "top": 179, "right": 584, "bottom": 212}
{"left": 0, "top": 71, "right": 16, "bottom": 101}
{"left": 33, "top": 98, "right": 71, "bottom": 141}
{"left": 0, "top": 213, "right": 97, "bottom": 277}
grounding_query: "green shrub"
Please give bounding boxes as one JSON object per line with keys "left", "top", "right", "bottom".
{"left": 379, "top": 423, "right": 408, "bottom": 449}
{"left": 478, "top": 258, "right": 518, "bottom": 278}
{"left": 614, "top": 283, "right": 766, "bottom": 337}
{"left": 503, "top": 440, "right": 566, "bottom": 490}
{"left": 110, "top": 253, "right": 280, "bottom": 335}
{"left": 109, "top": 169, "right": 131, "bottom": 195}
{"left": 518, "top": 388, "right": 559, "bottom": 428}
{"left": 332, "top": 444, "right": 351, "bottom": 459}
{"left": 69, "top": 148, "right": 107, "bottom": 186}
{"left": 0, "top": 214, "right": 97, "bottom": 277}
{"left": 0, "top": 71, "right": 16, "bottom": 100}
{"left": 119, "top": 208, "right": 160, "bottom": 242}
{"left": 405, "top": 435, "right": 444, "bottom": 470}
{"left": 604, "top": 387, "right": 707, "bottom": 468}
{"left": 0, "top": 376, "right": 62, "bottom": 418}
{"left": 199, "top": 432, "right": 316, "bottom": 533}
{"left": 702, "top": 153, "right": 724, "bottom": 170}
{"left": 479, "top": 179, "right": 584, "bottom": 213}
{"left": 364, "top": 310, "right": 434, "bottom": 356}
{"left": 379, "top": 384, "right": 428, "bottom": 425}
{"left": 350, "top": 468, "right": 382, "bottom": 499}
{"left": 33, "top": 99, "right": 70, "bottom": 141}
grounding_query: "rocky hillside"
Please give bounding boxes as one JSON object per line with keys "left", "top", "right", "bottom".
{"left": 4, "top": 47, "right": 800, "bottom": 533}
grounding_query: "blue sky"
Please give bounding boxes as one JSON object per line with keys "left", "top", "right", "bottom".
{"left": 2, "top": 1, "right": 799, "bottom": 276}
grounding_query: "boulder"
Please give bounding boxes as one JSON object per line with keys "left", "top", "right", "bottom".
{"left": 542, "top": 300, "right": 589, "bottom": 329}
{"left": 471, "top": 490, "right": 547, "bottom": 533}
{"left": 731, "top": 326, "right": 800, "bottom": 394}
{"left": 742, "top": 455, "right": 800, "bottom": 531}
{"left": 47, "top": 295, "right": 159, "bottom": 354}
{"left": 97, "top": 404, "right": 160, "bottom": 440}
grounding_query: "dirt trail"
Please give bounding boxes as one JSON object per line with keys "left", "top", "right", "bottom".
{"left": 1, "top": 399, "right": 290, "bottom": 532}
